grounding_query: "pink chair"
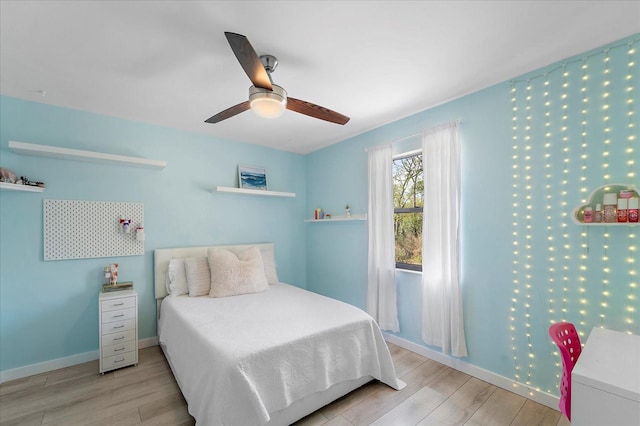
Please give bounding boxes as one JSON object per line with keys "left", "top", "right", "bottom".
{"left": 548, "top": 322, "right": 582, "bottom": 421}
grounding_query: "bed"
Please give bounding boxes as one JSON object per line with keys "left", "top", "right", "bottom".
{"left": 155, "top": 243, "right": 404, "bottom": 425}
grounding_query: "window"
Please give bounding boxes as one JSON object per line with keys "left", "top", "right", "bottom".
{"left": 393, "top": 152, "right": 423, "bottom": 271}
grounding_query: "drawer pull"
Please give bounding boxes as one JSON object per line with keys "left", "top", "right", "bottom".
{"left": 114, "top": 358, "right": 125, "bottom": 363}
{"left": 112, "top": 314, "right": 125, "bottom": 318}
{"left": 112, "top": 302, "right": 124, "bottom": 306}
{"left": 113, "top": 325, "right": 125, "bottom": 329}
{"left": 114, "top": 347, "right": 125, "bottom": 352}
{"left": 113, "top": 336, "right": 125, "bottom": 340}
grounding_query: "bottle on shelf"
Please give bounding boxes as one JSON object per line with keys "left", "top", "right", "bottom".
{"left": 617, "top": 198, "right": 628, "bottom": 223}
{"left": 603, "top": 193, "right": 618, "bottom": 223}
{"left": 629, "top": 198, "right": 639, "bottom": 223}
{"left": 594, "top": 203, "right": 602, "bottom": 223}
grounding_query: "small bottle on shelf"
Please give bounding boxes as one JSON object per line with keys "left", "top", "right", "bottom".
{"left": 617, "top": 198, "right": 628, "bottom": 223}
{"left": 628, "top": 197, "right": 639, "bottom": 223}
{"left": 583, "top": 207, "right": 593, "bottom": 223}
{"left": 594, "top": 203, "right": 602, "bottom": 223}
{"left": 603, "top": 193, "right": 618, "bottom": 223}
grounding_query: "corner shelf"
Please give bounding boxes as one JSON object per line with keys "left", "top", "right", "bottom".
{"left": 215, "top": 186, "right": 296, "bottom": 198}
{"left": 0, "top": 182, "right": 44, "bottom": 193}
{"left": 8, "top": 141, "right": 167, "bottom": 170}
{"left": 305, "top": 214, "right": 367, "bottom": 222}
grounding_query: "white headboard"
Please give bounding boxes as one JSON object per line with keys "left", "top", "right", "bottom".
{"left": 154, "top": 242, "right": 275, "bottom": 299}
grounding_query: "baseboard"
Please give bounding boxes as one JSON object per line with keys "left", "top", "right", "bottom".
{"left": 0, "top": 336, "right": 159, "bottom": 384}
{"left": 383, "top": 333, "right": 560, "bottom": 410}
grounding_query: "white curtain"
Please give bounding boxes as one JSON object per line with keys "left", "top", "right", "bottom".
{"left": 421, "top": 122, "right": 468, "bottom": 357}
{"left": 367, "top": 144, "right": 400, "bottom": 332}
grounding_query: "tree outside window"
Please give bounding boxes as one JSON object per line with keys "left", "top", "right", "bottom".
{"left": 393, "top": 153, "right": 423, "bottom": 271}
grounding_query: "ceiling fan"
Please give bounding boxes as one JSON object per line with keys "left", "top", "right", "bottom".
{"left": 205, "top": 32, "right": 350, "bottom": 125}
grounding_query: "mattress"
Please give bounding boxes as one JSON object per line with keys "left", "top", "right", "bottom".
{"left": 158, "top": 283, "right": 403, "bottom": 425}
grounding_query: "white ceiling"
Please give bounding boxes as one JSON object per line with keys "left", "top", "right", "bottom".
{"left": 1, "top": 1, "right": 639, "bottom": 154}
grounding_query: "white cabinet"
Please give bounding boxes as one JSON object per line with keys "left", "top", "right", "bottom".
{"left": 572, "top": 327, "right": 640, "bottom": 425}
{"left": 99, "top": 289, "right": 138, "bottom": 373}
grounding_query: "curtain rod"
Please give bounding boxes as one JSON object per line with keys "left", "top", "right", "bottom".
{"left": 364, "top": 119, "right": 461, "bottom": 152}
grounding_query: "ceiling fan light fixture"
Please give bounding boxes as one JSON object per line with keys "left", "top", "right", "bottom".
{"left": 249, "top": 85, "right": 287, "bottom": 118}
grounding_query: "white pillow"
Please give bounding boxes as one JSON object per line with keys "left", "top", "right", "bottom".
{"left": 259, "top": 244, "right": 279, "bottom": 284}
{"left": 222, "top": 244, "right": 279, "bottom": 284}
{"left": 184, "top": 257, "right": 211, "bottom": 297}
{"left": 165, "top": 258, "right": 189, "bottom": 296}
{"left": 208, "top": 246, "right": 269, "bottom": 298}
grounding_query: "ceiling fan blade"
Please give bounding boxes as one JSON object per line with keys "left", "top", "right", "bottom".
{"left": 225, "top": 32, "right": 272, "bottom": 90}
{"left": 286, "top": 97, "right": 350, "bottom": 125}
{"left": 205, "top": 101, "right": 251, "bottom": 123}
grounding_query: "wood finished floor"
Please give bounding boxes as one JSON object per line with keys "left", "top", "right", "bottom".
{"left": 0, "top": 344, "right": 569, "bottom": 426}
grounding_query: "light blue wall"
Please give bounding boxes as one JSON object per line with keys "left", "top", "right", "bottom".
{"left": 1, "top": 34, "right": 638, "bottom": 398}
{"left": 306, "top": 34, "right": 639, "bottom": 396}
{"left": 0, "top": 97, "right": 306, "bottom": 372}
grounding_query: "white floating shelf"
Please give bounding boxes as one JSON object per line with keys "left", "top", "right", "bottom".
{"left": 572, "top": 184, "right": 638, "bottom": 226}
{"left": 8, "top": 141, "right": 167, "bottom": 170}
{"left": 305, "top": 214, "right": 367, "bottom": 222}
{"left": 0, "top": 182, "right": 44, "bottom": 193}
{"left": 215, "top": 186, "right": 296, "bottom": 198}
{"left": 574, "top": 222, "right": 639, "bottom": 227}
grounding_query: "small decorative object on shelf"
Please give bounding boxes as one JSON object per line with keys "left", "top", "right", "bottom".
{"left": 103, "top": 263, "right": 119, "bottom": 285}
{"left": 573, "top": 184, "right": 639, "bottom": 225}
{"left": 0, "top": 167, "right": 17, "bottom": 183}
{"left": 0, "top": 167, "right": 45, "bottom": 188}
{"left": 19, "top": 176, "right": 45, "bottom": 188}
{"left": 345, "top": 204, "right": 351, "bottom": 218}
{"left": 102, "top": 281, "right": 134, "bottom": 292}
{"left": 238, "top": 164, "right": 267, "bottom": 191}
{"left": 314, "top": 208, "right": 325, "bottom": 219}
{"left": 629, "top": 197, "right": 639, "bottom": 223}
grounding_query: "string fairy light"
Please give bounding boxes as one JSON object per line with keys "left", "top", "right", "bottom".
{"left": 510, "top": 81, "right": 523, "bottom": 386}
{"left": 626, "top": 42, "right": 638, "bottom": 332}
{"left": 544, "top": 72, "right": 557, "bottom": 323}
{"left": 600, "top": 49, "right": 612, "bottom": 326}
{"left": 523, "top": 81, "right": 535, "bottom": 394}
{"left": 508, "top": 36, "right": 640, "bottom": 395}
{"left": 560, "top": 64, "right": 571, "bottom": 321}
{"left": 542, "top": 73, "right": 562, "bottom": 392}
{"left": 578, "top": 58, "right": 589, "bottom": 335}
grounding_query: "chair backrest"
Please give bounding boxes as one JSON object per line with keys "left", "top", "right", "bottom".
{"left": 548, "top": 322, "right": 582, "bottom": 421}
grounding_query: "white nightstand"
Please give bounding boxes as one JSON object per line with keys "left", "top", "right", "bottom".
{"left": 99, "top": 289, "right": 138, "bottom": 374}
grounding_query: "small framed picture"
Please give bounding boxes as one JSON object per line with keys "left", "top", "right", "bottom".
{"left": 238, "top": 164, "right": 268, "bottom": 190}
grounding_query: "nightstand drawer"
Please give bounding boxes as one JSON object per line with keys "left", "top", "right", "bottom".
{"left": 102, "top": 351, "right": 137, "bottom": 372}
{"left": 101, "top": 307, "right": 136, "bottom": 324}
{"left": 101, "top": 297, "right": 136, "bottom": 312}
{"left": 102, "top": 339, "right": 136, "bottom": 358}
{"left": 101, "top": 329, "right": 136, "bottom": 347}
{"left": 101, "top": 318, "right": 135, "bottom": 334}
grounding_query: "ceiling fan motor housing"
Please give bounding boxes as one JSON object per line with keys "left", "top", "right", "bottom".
{"left": 260, "top": 55, "right": 278, "bottom": 74}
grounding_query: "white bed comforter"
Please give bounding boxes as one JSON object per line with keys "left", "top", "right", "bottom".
{"left": 158, "top": 283, "right": 403, "bottom": 425}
